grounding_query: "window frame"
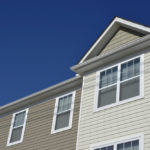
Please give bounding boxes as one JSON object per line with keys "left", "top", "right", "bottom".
{"left": 51, "top": 91, "right": 76, "bottom": 134}
{"left": 7, "top": 108, "right": 29, "bottom": 146}
{"left": 90, "top": 134, "right": 144, "bottom": 150}
{"left": 94, "top": 54, "right": 144, "bottom": 112}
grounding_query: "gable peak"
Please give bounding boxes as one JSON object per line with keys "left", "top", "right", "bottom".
{"left": 79, "top": 17, "right": 150, "bottom": 64}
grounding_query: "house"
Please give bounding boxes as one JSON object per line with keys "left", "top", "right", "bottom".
{"left": 0, "top": 77, "right": 82, "bottom": 149}
{"left": 1, "top": 17, "right": 150, "bottom": 150}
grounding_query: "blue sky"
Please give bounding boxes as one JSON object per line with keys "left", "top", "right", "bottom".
{"left": 0, "top": 0, "right": 150, "bottom": 106}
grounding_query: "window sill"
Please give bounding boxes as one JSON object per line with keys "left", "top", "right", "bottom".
{"left": 94, "top": 95, "right": 144, "bottom": 112}
{"left": 7, "top": 140, "right": 23, "bottom": 147}
{"left": 51, "top": 126, "right": 72, "bottom": 134}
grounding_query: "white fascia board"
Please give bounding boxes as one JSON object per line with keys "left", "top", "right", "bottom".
{"left": 116, "top": 17, "right": 150, "bottom": 33}
{"left": 0, "top": 76, "right": 82, "bottom": 115}
{"left": 71, "top": 34, "right": 150, "bottom": 74}
{"left": 79, "top": 17, "right": 118, "bottom": 64}
{"left": 79, "top": 17, "right": 150, "bottom": 64}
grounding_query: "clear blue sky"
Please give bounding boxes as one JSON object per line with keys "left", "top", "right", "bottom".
{"left": 0, "top": 0, "right": 149, "bottom": 106}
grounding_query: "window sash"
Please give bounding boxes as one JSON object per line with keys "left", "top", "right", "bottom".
{"left": 10, "top": 127, "right": 23, "bottom": 143}
{"left": 100, "top": 66, "right": 118, "bottom": 88}
{"left": 55, "top": 110, "right": 71, "bottom": 130}
{"left": 98, "top": 85, "right": 117, "bottom": 107}
{"left": 121, "top": 58, "right": 140, "bottom": 81}
{"left": 57, "top": 94, "right": 72, "bottom": 114}
{"left": 97, "top": 56, "right": 142, "bottom": 109}
{"left": 13, "top": 111, "right": 26, "bottom": 128}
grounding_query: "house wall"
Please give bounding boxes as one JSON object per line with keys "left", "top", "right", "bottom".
{"left": 100, "top": 27, "right": 143, "bottom": 55}
{"left": 77, "top": 50, "right": 150, "bottom": 150}
{"left": 0, "top": 89, "right": 81, "bottom": 150}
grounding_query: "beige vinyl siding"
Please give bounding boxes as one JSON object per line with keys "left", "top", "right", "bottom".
{"left": 77, "top": 52, "right": 150, "bottom": 150}
{"left": 100, "top": 27, "right": 143, "bottom": 55}
{"left": 0, "top": 89, "right": 81, "bottom": 150}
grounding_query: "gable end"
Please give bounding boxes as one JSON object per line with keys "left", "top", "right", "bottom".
{"left": 99, "top": 27, "right": 145, "bottom": 55}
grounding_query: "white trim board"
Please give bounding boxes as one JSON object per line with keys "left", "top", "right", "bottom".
{"left": 76, "top": 76, "right": 85, "bottom": 150}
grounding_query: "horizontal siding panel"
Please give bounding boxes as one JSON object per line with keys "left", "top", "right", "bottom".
{"left": 0, "top": 89, "right": 81, "bottom": 150}
{"left": 77, "top": 52, "right": 150, "bottom": 150}
{"left": 78, "top": 126, "right": 149, "bottom": 145}
{"left": 80, "top": 104, "right": 150, "bottom": 126}
{"left": 81, "top": 98, "right": 150, "bottom": 116}
{"left": 100, "top": 28, "right": 141, "bottom": 55}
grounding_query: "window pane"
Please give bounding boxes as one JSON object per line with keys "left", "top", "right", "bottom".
{"left": 132, "top": 140, "right": 139, "bottom": 150}
{"left": 128, "top": 60, "right": 134, "bottom": 78}
{"left": 108, "top": 146, "right": 114, "bottom": 150}
{"left": 125, "top": 142, "right": 132, "bottom": 150}
{"left": 121, "top": 58, "right": 140, "bottom": 81}
{"left": 100, "top": 67, "right": 118, "bottom": 88}
{"left": 112, "top": 67, "right": 118, "bottom": 84}
{"left": 55, "top": 111, "right": 70, "bottom": 130}
{"left": 121, "top": 63, "right": 127, "bottom": 81}
{"left": 120, "top": 77, "right": 139, "bottom": 101}
{"left": 98, "top": 85, "right": 116, "bottom": 107}
{"left": 13, "top": 111, "right": 26, "bottom": 127}
{"left": 100, "top": 71, "right": 107, "bottom": 88}
{"left": 101, "top": 148, "right": 106, "bottom": 150}
{"left": 106, "top": 69, "right": 112, "bottom": 86}
{"left": 134, "top": 58, "right": 140, "bottom": 76}
{"left": 10, "top": 127, "right": 23, "bottom": 143}
{"left": 58, "top": 94, "right": 72, "bottom": 113}
{"left": 117, "top": 144, "right": 123, "bottom": 150}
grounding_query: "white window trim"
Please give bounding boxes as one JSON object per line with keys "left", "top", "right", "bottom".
{"left": 94, "top": 54, "right": 144, "bottom": 112}
{"left": 90, "top": 133, "right": 144, "bottom": 150}
{"left": 7, "top": 108, "right": 29, "bottom": 146}
{"left": 51, "top": 91, "right": 76, "bottom": 134}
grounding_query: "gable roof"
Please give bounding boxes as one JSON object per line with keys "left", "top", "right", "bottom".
{"left": 79, "top": 17, "right": 150, "bottom": 64}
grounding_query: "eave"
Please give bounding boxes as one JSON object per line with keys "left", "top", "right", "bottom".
{"left": 71, "top": 34, "right": 150, "bottom": 75}
{"left": 0, "top": 76, "right": 82, "bottom": 115}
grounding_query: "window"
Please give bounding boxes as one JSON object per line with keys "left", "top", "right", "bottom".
{"left": 94, "top": 140, "right": 139, "bottom": 150}
{"left": 91, "top": 135, "right": 143, "bottom": 150}
{"left": 7, "top": 109, "right": 29, "bottom": 146}
{"left": 98, "top": 66, "right": 118, "bottom": 107}
{"left": 96, "top": 55, "right": 144, "bottom": 110}
{"left": 51, "top": 91, "right": 76, "bottom": 134}
{"left": 95, "top": 145, "right": 114, "bottom": 150}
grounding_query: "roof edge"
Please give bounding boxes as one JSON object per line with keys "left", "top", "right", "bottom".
{"left": 79, "top": 17, "right": 150, "bottom": 64}
{"left": 0, "top": 76, "right": 82, "bottom": 115}
{"left": 71, "top": 34, "right": 150, "bottom": 74}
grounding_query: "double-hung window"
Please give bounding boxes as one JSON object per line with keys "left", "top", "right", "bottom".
{"left": 96, "top": 55, "right": 144, "bottom": 110}
{"left": 98, "top": 66, "right": 118, "bottom": 107}
{"left": 93, "top": 138, "right": 141, "bottom": 150}
{"left": 51, "top": 91, "right": 75, "bottom": 134}
{"left": 7, "top": 108, "right": 29, "bottom": 146}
